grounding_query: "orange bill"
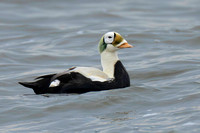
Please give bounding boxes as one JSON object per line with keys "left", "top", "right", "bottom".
{"left": 118, "top": 42, "right": 133, "bottom": 48}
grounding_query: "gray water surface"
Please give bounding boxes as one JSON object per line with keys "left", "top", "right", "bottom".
{"left": 0, "top": 0, "right": 200, "bottom": 132}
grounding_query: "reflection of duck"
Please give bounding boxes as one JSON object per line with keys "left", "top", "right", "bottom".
{"left": 19, "top": 32, "right": 133, "bottom": 94}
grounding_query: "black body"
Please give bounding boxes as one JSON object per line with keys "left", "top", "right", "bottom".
{"left": 19, "top": 61, "right": 130, "bottom": 94}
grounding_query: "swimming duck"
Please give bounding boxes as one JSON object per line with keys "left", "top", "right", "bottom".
{"left": 19, "top": 32, "right": 133, "bottom": 94}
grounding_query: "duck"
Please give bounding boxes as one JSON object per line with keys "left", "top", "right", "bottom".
{"left": 19, "top": 32, "right": 133, "bottom": 94}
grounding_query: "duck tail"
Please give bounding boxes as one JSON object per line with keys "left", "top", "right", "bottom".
{"left": 19, "top": 78, "right": 51, "bottom": 94}
{"left": 19, "top": 74, "right": 56, "bottom": 94}
{"left": 18, "top": 81, "right": 43, "bottom": 94}
{"left": 19, "top": 81, "right": 36, "bottom": 89}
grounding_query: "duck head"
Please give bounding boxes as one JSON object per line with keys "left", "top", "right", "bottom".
{"left": 99, "top": 32, "right": 133, "bottom": 53}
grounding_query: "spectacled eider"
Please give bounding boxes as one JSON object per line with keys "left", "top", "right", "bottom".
{"left": 19, "top": 32, "right": 133, "bottom": 94}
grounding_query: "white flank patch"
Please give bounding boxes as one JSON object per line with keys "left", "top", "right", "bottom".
{"left": 49, "top": 79, "right": 60, "bottom": 87}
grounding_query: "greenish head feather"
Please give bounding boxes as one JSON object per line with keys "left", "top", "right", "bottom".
{"left": 98, "top": 36, "right": 107, "bottom": 53}
{"left": 112, "top": 32, "right": 123, "bottom": 46}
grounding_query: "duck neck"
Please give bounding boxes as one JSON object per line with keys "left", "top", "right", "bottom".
{"left": 100, "top": 50, "right": 119, "bottom": 78}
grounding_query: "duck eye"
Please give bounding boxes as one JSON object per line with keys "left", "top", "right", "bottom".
{"left": 108, "top": 36, "right": 112, "bottom": 39}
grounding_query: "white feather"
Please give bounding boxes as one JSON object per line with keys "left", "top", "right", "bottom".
{"left": 104, "top": 32, "right": 114, "bottom": 44}
{"left": 73, "top": 67, "right": 110, "bottom": 82}
{"left": 100, "top": 45, "right": 119, "bottom": 78}
{"left": 49, "top": 79, "right": 60, "bottom": 87}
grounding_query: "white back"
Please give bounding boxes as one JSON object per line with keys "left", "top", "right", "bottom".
{"left": 73, "top": 67, "right": 110, "bottom": 82}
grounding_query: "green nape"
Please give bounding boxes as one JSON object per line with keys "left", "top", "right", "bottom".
{"left": 98, "top": 36, "right": 107, "bottom": 53}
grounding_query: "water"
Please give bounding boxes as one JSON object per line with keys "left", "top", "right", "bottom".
{"left": 0, "top": 0, "right": 200, "bottom": 132}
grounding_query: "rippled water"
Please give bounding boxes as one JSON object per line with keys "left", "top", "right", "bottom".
{"left": 0, "top": 0, "right": 200, "bottom": 132}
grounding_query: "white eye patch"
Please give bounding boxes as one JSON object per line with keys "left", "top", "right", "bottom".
{"left": 49, "top": 79, "right": 60, "bottom": 87}
{"left": 104, "top": 32, "right": 115, "bottom": 44}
